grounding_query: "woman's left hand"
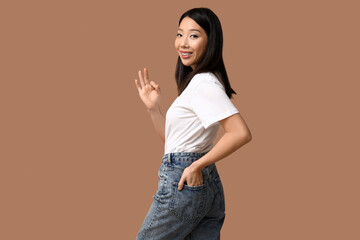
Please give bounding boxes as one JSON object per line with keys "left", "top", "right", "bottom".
{"left": 178, "top": 164, "right": 203, "bottom": 191}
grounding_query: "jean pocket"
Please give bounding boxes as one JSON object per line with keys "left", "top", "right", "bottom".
{"left": 169, "top": 181, "right": 207, "bottom": 221}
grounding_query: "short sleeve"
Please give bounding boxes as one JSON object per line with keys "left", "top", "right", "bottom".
{"left": 190, "top": 81, "right": 239, "bottom": 129}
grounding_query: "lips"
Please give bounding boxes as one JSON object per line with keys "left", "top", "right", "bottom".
{"left": 180, "top": 51, "right": 192, "bottom": 58}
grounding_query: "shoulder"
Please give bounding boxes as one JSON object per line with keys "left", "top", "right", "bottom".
{"left": 189, "top": 72, "right": 230, "bottom": 102}
{"left": 190, "top": 72, "right": 225, "bottom": 90}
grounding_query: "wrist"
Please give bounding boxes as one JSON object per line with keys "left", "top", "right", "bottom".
{"left": 191, "top": 160, "right": 206, "bottom": 172}
{"left": 147, "top": 106, "right": 160, "bottom": 113}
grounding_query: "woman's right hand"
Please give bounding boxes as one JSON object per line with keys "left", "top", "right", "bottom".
{"left": 134, "top": 68, "right": 161, "bottom": 111}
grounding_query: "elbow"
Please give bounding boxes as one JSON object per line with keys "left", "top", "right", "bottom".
{"left": 239, "top": 130, "right": 252, "bottom": 144}
{"left": 243, "top": 134, "right": 252, "bottom": 144}
{"left": 246, "top": 131, "right": 252, "bottom": 142}
{"left": 227, "top": 128, "right": 252, "bottom": 144}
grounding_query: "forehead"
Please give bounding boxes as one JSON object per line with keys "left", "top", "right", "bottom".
{"left": 178, "top": 17, "right": 203, "bottom": 32}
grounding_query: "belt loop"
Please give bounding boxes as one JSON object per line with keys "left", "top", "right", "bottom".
{"left": 169, "top": 153, "right": 173, "bottom": 163}
{"left": 170, "top": 153, "right": 175, "bottom": 167}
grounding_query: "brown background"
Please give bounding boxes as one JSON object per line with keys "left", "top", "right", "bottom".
{"left": 1, "top": 0, "right": 359, "bottom": 239}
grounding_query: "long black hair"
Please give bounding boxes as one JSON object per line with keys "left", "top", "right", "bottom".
{"left": 175, "top": 7, "right": 236, "bottom": 98}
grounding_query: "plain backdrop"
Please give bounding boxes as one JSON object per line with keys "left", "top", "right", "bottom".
{"left": 0, "top": 0, "right": 359, "bottom": 239}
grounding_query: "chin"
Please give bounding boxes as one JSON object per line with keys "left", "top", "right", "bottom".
{"left": 181, "top": 61, "right": 192, "bottom": 67}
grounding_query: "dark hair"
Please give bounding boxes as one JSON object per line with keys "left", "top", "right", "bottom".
{"left": 175, "top": 7, "right": 236, "bottom": 98}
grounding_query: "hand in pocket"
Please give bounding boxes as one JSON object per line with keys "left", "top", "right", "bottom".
{"left": 178, "top": 164, "right": 203, "bottom": 191}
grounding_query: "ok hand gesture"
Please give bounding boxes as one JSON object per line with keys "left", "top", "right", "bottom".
{"left": 134, "top": 68, "right": 161, "bottom": 111}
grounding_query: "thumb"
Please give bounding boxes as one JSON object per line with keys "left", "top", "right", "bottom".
{"left": 156, "top": 85, "right": 161, "bottom": 94}
{"left": 150, "top": 81, "right": 158, "bottom": 89}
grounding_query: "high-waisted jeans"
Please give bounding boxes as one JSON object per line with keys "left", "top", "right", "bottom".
{"left": 136, "top": 152, "right": 226, "bottom": 240}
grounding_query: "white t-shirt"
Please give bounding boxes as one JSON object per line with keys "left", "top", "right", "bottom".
{"left": 164, "top": 72, "right": 239, "bottom": 154}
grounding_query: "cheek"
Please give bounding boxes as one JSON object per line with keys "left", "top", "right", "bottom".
{"left": 200, "top": 41, "right": 207, "bottom": 55}
{"left": 195, "top": 41, "right": 206, "bottom": 53}
{"left": 194, "top": 44, "right": 205, "bottom": 57}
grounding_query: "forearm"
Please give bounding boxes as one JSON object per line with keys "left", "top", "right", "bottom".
{"left": 147, "top": 107, "right": 165, "bottom": 142}
{"left": 192, "top": 131, "right": 251, "bottom": 171}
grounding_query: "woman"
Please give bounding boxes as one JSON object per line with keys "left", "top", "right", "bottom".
{"left": 134, "top": 7, "right": 252, "bottom": 240}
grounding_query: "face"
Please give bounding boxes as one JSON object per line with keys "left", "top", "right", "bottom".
{"left": 175, "top": 17, "right": 208, "bottom": 70}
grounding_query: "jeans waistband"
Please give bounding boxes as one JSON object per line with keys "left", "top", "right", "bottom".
{"left": 162, "top": 152, "right": 218, "bottom": 181}
{"left": 162, "top": 152, "right": 209, "bottom": 164}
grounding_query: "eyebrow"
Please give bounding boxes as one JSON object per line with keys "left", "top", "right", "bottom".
{"left": 178, "top": 28, "right": 201, "bottom": 33}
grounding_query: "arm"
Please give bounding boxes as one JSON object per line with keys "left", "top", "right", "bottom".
{"left": 147, "top": 107, "right": 165, "bottom": 143}
{"left": 193, "top": 113, "right": 252, "bottom": 169}
{"left": 177, "top": 113, "right": 252, "bottom": 190}
{"left": 134, "top": 68, "right": 165, "bottom": 142}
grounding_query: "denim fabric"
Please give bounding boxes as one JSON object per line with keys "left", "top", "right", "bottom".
{"left": 136, "top": 152, "right": 226, "bottom": 240}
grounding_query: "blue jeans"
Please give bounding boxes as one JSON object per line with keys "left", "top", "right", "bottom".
{"left": 136, "top": 152, "right": 226, "bottom": 240}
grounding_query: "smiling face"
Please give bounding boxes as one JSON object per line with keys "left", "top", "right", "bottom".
{"left": 175, "top": 17, "right": 208, "bottom": 70}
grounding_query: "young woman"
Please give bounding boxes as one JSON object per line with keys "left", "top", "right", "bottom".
{"left": 134, "top": 7, "right": 252, "bottom": 240}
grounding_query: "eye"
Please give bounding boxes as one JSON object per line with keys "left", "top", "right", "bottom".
{"left": 176, "top": 33, "right": 182, "bottom": 37}
{"left": 190, "top": 34, "right": 198, "bottom": 38}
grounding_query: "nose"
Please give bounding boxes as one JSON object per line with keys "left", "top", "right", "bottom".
{"left": 180, "top": 36, "right": 189, "bottom": 48}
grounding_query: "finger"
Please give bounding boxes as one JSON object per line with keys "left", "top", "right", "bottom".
{"left": 150, "top": 81, "right": 157, "bottom": 89}
{"left": 199, "top": 173, "right": 203, "bottom": 185}
{"left": 138, "top": 70, "right": 145, "bottom": 88}
{"left": 134, "top": 79, "right": 142, "bottom": 90}
{"left": 144, "top": 68, "right": 150, "bottom": 85}
{"left": 178, "top": 177, "right": 185, "bottom": 191}
{"left": 150, "top": 81, "right": 160, "bottom": 94}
